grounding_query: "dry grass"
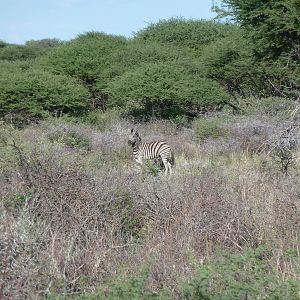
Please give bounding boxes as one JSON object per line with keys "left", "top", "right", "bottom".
{"left": 1, "top": 113, "right": 300, "bottom": 298}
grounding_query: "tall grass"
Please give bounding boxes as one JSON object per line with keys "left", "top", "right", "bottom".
{"left": 1, "top": 107, "right": 300, "bottom": 298}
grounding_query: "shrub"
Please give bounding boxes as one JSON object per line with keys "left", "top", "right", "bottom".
{"left": 0, "top": 44, "right": 43, "bottom": 61}
{"left": 37, "top": 32, "right": 127, "bottom": 109}
{"left": 216, "top": 0, "right": 300, "bottom": 98}
{"left": 193, "top": 117, "right": 231, "bottom": 143}
{"left": 82, "top": 109, "right": 122, "bottom": 131}
{"left": 25, "top": 38, "right": 64, "bottom": 49}
{"left": 38, "top": 32, "right": 127, "bottom": 81}
{"left": 58, "top": 267, "right": 163, "bottom": 300}
{"left": 242, "top": 97, "right": 297, "bottom": 117}
{"left": 48, "top": 129, "right": 92, "bottom": 151}
{"left": 199, "top": 29, "right": 255, "bottom": 98}
{"left": 182, "top": 247, "right": 300, "bottom": 300}
{"left": 106, "top": 61, "right": 230, "bottom": 119}
{"left": 0, "top": 40, "right": 7, "bottom": 48}
{"left": 0, "top": 64, "right": 90, "bottom": 120}
{"left": 97, "top": 41, "right": 198, "bottom": 89}
{"left": 135, "top": 18, "right": 240, "bottom": 54}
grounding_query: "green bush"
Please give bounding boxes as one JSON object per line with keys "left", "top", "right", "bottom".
{"left": 135, "top": 18, "right": 240, "bottom": 54}
{"left": 38, "top": 32, "right": 127, "bottom": 80}
{"left": 48, "top": 129, "right": 92, "bottom": 151}
{"left": 0, "top": 63, "right": 89, "bottom": 119}
{"left": 216, "top": 0, "right": 300, "bottom": 98}
{"left": 82, "top": 109, "right": 121, "bottom": 131}
{"left": 200, "top": 30, "right": 254, "bottom": 97}
{"left": 37, "top": 32, "right": 127, "bottom": 109}
{"left": 63, "top": 266, "right": 164, "bottom": 300}
{"left": 106, "top": 61, "right": 230, "bottom": 119}
{"left": 217, "top": 0, "right": 300, "bottom": 63}
{"left": 25, "top": 38, "right": 64, "bottom": 49}
{"left": 193, "top": 118, "right": 230, "bottom": 143}
{"left": 0, "top": 44, "right": 43, "bottom": 61}
{"left": 0, "top": 39, "right": 62, "bottom": 62}
{"left": 98, "top": 41, "right": 198, "bottom": 89}
{"left": 182, "top": 247, "right": 300, "bottom": 300}
{"left": 242, "top": 97, "right": 297, "bottom": 117}
{"left": 0, "top": 40, "right": 7, "bottom": 48}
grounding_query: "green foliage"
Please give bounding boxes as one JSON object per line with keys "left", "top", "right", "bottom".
{"left": 216, "top": 0, "right": 300, "bottom": 97}
{"left": 0, "top": 39, "right": 63, "bottom": 62}
{"left": 219, "top": 0, "right": 300, "bottom": 61}
{"left": 48, "top": 129, "right": 92, "bottom": 151}
{"left": 2, "top": 13, "right": 298, "bottom": 121}
{"left": 49, "top": 247, "right": 300, "bottom": 299}
{"left": 182, "top": 247, "right": 300, "bottom": 300}
{"left": 82, "top": 109, "right": 121, "bottom": 131}
{"left": 38, "top": 32, "right": 127, "bottom": 109}
{"left": 106, "top": 61, "right": 230, "bottom": 119}
{"left": 135, "top": 18, "right": 240, "bottom": 54}
{"left": 0, "top": 44, "right": 42, "bottom": 61}
{"left": 38, "top": 32, "right": 127, "bottom": 81}
{"left": 193, "top": 118, "right": 230, "bottom": 143}
{"left": 25, "top": 38, "right": 64, "bottom": 49}
{"left": 0, "top": 40, "right": 8, "bottom": 48}
{"left": 52, "top": 266, "right": 164, "bottom": 300}
{"left": 99, "top": 269, "right": 161, "bottom": 300}
{"left": 2, "top": 192, "right": 32, "bottom": 209}
{"left": 200, "top": 29, "right": 254, "bottom": 97}
{"left": 144, "top": 160, "right": 163, "bottom": 177}
{"left": 0, "top": 62, "right": 89, "bottom": 119}
{"left": 98, "top": 41, "right": 197, "bottom": 89}
{"left": 242, "top": 97, "right": 296, "bottom": 117}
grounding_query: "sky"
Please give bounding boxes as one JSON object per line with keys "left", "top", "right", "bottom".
{"left": 1, "top": 0, "right": 217, "bottom": 45}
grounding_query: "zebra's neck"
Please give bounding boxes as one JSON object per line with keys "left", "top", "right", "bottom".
{"left": 131, "top": 141, "right": 141, "bottom": 151}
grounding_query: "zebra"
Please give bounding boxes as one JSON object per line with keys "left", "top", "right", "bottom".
{"left": 128, "top": 128, "right": 174, "bottom": 175}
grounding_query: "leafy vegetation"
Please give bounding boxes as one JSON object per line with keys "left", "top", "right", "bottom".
{"left": 0, "top": 62, "right": 89, "bottom": 121}
{"left": 135, "top": 18, "right": 240, "bottom": 54}
{"left": 1, "top": 13, "right": 298, "bottom": 121}
{"left": 214, "top": 0, "right": 300, "bottom": 97}
{"left": 1, "top": 5, "right": 300, "bottom": 298}
{"left": 193, "top": 117, "right": 230, "bottom": 143}
{"left": 182, "top": 247, "right": 300, "bottom": 300}
{"left": 37, "top": 32, "right": 127, "bottom": 110}
{"left": 107, "top": 61, "right": 229, "bottom": 119}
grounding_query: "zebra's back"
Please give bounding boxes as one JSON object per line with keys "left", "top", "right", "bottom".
{"left": 139, "top": 141, "right": 171, "bottom": 160}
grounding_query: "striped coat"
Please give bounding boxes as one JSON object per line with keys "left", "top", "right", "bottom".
{"left": 128, "top": 129, "right": 174, "bottom": 174}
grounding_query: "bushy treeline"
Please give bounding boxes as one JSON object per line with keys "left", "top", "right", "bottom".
{"left": 0, "top": 0, "right": 299, "bottom": 122}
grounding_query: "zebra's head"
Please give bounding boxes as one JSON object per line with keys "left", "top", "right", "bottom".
{"left": 128, "top": 128, "right": 141, "bottom": 146}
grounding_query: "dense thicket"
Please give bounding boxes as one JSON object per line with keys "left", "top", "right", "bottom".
{"left": 0, "top": 11, "right": 299, "bottom": 122}
{"left": 215, "top": 0, "right": 300, "bottom": 97}
{"left": 0, "top": 61, "right": 89, "bottom": 120}
{"left": 37, "top": 32, "right": 127, "bottom": 110}
{"left": 107, "top": 61, "right": 229, "bottom": 119}
{"left": 134, "top": 18, "right": 240, "bottom": 54}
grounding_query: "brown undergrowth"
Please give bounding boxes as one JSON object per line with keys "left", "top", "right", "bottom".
{"left": 0, "top": 113, "right": 300, "bottom": 298}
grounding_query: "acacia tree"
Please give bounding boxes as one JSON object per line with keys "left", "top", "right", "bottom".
{"left": 215, "top": 0, "right": 299, "bottom": 60}
{"left": 38, "top": 32, "right": 127, "bottom": 110}
{"left": 214, "top": 0, "right": 300, "bottom": 97}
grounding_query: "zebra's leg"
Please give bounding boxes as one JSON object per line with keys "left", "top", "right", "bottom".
{"left": 168, "top": 161, "right": 172, "bottom": 174}
{"left": 161, "top": 158, "right": 169, "bottom": 175}
{"left": 134, "top": 158, "right": 143, "bottom": 173}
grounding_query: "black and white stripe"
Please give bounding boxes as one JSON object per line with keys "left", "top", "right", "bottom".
{"left": 128, "top": 129, "right": 174, "bottom": 174}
